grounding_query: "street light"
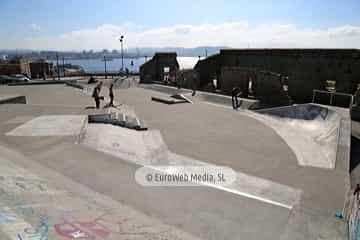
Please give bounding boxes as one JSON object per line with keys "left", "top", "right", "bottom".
{"left": 101, "top": 56, "right": 113, "bottom": 79}
{"left": 119, "top": 35, "right": 124, "bottom": 72}
{"left": 62, "top": 56, "right": 65, "bottom": 77}
{"left": 103, "top": 56, "right": 107, "bottom": 79}
{"left": 56, "top": 53, "right": 60, "bottom": 80}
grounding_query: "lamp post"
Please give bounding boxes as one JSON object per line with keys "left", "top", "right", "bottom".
{"left": 56, "top": 54, "right": 60, "bottom": 80}
{"left": 119, "top": 35, "right": 124, "bottom": 72}
{"left": 101, "top": 56, "right": 113, "bottom": 79}
{"left": 103, "top": 56, "right": 107, "bottom": 79}
{"left": 62, "top": 56, "right": 65, "bottom": 77}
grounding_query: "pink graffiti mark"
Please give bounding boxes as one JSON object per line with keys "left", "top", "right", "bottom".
{"left": 54, "top": 222, "right": 95, "bottom": 239}
{"left": 54, "top": 214, "right": 130, "bottom": 239}
{"left": 55, "top": 214, "right": 171, "bottom": 239}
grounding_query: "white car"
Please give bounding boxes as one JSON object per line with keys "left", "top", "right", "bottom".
{"left": 10, "top": 74, "right": 30, "bottom": 82}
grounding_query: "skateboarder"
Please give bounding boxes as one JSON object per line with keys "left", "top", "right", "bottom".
{"left": 232, "top": 87, "right": 242, "bottom": 110}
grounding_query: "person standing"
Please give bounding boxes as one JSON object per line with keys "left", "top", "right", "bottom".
{"left": 192, "top": 77, "right": 197, "bottom": 96}
{"left": 109, "top": 83, "right": 115, "bottom": 107}
{"left": 232, "top": 87, "right": 242, "bottom": 110}
{"left": 92, "top": 82, "right": 103, "bottom": 109}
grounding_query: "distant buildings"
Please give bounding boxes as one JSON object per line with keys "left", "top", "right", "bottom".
{"left": 0, "top": 57, "right": 32, "bottom": 77}
{"left": 30, "top": 60, "right": 54, "bottom": 79}
{"left": 0, "top": 57, "right": 54, "bottom": 79}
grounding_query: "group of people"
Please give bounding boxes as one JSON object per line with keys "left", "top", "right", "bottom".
{"left": 92, "top": 81, "right": 115, "bottom": 109}
{"left": 91, "top": 77, "right": 242, "bottom": 110}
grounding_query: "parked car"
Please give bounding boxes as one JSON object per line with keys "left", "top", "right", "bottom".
{"left": 0, "top": 75, "right": 15, "bottom": 84}
{"left": 10, "top": 74, "right": 30, "bottom": 82}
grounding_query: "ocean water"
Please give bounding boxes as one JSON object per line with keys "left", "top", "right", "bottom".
{"left": 52, "top": 57, "right": 201, "bottom": 73}
{"left": 52, "top": 58, "right": 147, "bottom": 73}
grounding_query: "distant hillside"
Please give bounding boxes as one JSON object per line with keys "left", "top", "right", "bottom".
{"left": 133, "top": 46, "right": 228, "bottom": 57}
{"left": 0, "top": 46, "right": 228, "bottom": 58}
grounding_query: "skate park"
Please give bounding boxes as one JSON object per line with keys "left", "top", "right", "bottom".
{"left": 0, "top": 75, "right": 354, "bottom": 239}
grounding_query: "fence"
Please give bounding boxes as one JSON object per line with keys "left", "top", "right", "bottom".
{"left": 312, "top": 90, "right": 354, "bottom": 110}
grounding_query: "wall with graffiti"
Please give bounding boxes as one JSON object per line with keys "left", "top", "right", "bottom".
{"left": 347, "top": 192, "right": 360, "bottom": 240}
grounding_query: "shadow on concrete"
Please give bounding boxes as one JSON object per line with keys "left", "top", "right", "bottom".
{"left": 350, "top": 136, "right": 360, "bottom": 172}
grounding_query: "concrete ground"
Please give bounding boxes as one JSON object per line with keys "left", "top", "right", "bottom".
{"left": 350, "top": 121, "right": 360, "bottom": 188}
{"left": 0, "top": 81, "right": 350, "bottom": 239}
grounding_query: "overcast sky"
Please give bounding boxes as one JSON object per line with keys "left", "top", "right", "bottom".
{"left": 1, "top": 0, "right": 360, "bottom": 50}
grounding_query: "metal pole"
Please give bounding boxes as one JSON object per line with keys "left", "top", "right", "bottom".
{"left": 121, "top": 40, "right": 124, "bottom": 71}
{"left": 56, "top": 54, "right": 60, "bottom": 80}
{"left": 62, "top": 56, "right": 65, "bottom": 77}
{"left": 104, "top": 56, "right": 107, "bottom": 79}
{"left": 120, "top": 35, "right": 124, "bottom": 72}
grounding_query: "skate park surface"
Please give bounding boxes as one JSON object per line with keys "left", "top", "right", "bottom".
{"left": 0, "top": 80, "right": 351, "bottom": 239}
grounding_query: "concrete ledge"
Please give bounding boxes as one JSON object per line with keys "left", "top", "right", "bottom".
{"left": 88, "top": 113, "right": 148, "bottom": 131}
{"left": 0, "top": 95, "right": 26, "bottom": 104}
{"left": 196, "top": 91, "right": 259, "bottom": 110}
{"left": 65, "top": 81, "right": 85, "bottom": 90}
{"left": 8, "top": 80, "right": 66, "bottom": 86}
{"left": 151, "top": 96, "right": 188, "bottom": 104}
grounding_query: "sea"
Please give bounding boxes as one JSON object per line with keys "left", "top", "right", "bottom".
{"left": 51, "top": 57, "right": 201, "bottom": 73}
{"left": 51, "top": 58, "right": 147, "bottom": 73}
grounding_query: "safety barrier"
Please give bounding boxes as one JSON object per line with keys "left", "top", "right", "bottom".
{"left": 312, "top": 90, "right": 354, "bottom": 110}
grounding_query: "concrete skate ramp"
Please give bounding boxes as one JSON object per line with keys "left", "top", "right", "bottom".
{"left": 81, "top": 124, "right": 301, "bottom": 209}
{"left": 0, "top": 94, "right": 26, "bottom": 104}
{"left": 151, "top": 94, "right": 193, "bottom": 105}
{"left": 247, "top": 104, "right": 341, "bottom": 168}
{"left": 257, "top": 104, "right": 331, "bottom": 120}
{"left": 5, "top": 115, "right": 87, "bottom": 137}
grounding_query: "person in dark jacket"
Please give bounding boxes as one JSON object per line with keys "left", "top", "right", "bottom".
{"left": 232, "top": 87, "right": 242, "bottom": 110}
{"left": 109, "top": 83, "right": 114, "bottom": 107}
{"left": 92, "top": 82, "right": 103, "bottom": 109}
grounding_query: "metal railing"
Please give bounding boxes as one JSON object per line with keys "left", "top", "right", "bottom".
{"left": 312, "top": 89, "right": 354, "bottom": 110}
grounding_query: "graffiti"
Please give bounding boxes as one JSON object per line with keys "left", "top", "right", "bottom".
{"left": 349, "top": 208, "right": 360, "bottom": 240}
{"left": 0, "top": 176, "right": 48, "bottom": 193}
{"left": 0, "top": 192, "right": 48, "bottom": 240}
{"left": 0, "top": 184, "right": 42, "bottom": 217}
{"left": 55, "top": 214, "right": 169, "bottom": 239}
{"left": 17, "top": 214, "right": 49, "bottom": 240}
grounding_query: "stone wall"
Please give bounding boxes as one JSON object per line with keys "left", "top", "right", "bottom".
{"left": 177, "top": 69, "right": 199, "bottom": 89}
{"left": 196, "top": 49, "right": 360, "bottom": 104}
{"left": 140, "top": 52, "right": 179, "bottom": 83}
{"left": 194, "top": 54, "right": 221, "bottom": 88}
{"left": 30, "top": 62, "right": 53, "bottom": 79}
{"left": 220, "top": 66, "right": 291, "bottom": 107}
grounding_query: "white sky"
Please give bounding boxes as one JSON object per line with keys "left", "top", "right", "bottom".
{"left": 4, "top": 22, "right": 360, "bottom": 50}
